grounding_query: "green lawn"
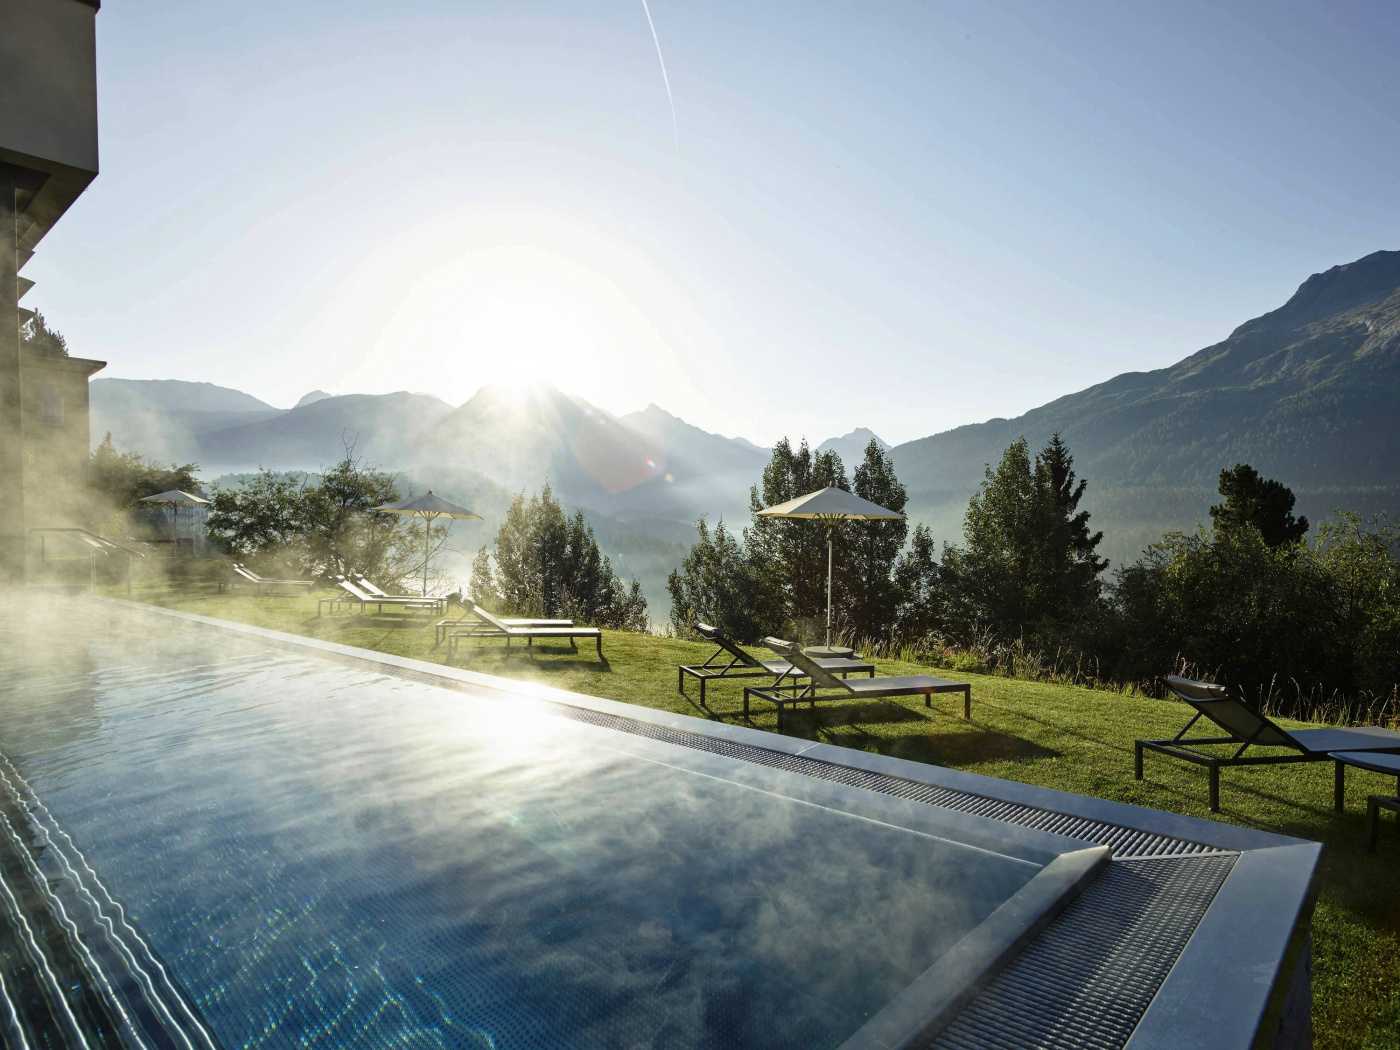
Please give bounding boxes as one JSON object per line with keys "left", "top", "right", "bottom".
{"left": 123, "top": 581, "right": 1400, "bottom": 1048}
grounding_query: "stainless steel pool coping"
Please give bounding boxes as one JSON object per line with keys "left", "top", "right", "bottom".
{"left": 845, "top": 845, "right": 1110, "bottom": 1050}
{"left": 96, "top": 598, "right": 1324, "bottom": 1049}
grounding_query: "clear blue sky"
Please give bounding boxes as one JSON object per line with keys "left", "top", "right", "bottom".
{"left": 27, "top": 0, "right": 1400, "bottom": 445}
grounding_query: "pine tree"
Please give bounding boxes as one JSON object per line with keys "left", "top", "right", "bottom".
{"left": 743, "top": 438, "right": 847, "bottom": 637}
{"left": 893, "top": 524, "right": 942, "bottom": 638}
{"left": 1210, "top": 464, "right": 1309, "bottom": 547}
{"left": 667, "top": 517, "right": 762, "bottom": 641}
{"left": 469, "top": 548, "right": 499, "bottom": 608}
{"left": 1034, "top": 433, "right": 1108, "bottom": 616}
{"left": 945, "top": 434, "right": 1106, "bottom": 641}
{"left": 846, "top": 439, "right": 908, "bottom": 639}
{"left": 22, "top": 310, "right": 68, "bottom": 358}
{"left": 478, "top": 483, "right": 648, "bottom": 628}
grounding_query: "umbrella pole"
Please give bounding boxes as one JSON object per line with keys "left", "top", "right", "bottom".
{"left": 826, "top": 525, "right": 833, "bottom": 647}
{"left": 423, "top": 514, "right": 431, "bottom": 597}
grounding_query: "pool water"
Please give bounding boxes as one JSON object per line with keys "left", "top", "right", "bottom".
{"left": 0, "top": 604, "right": 1087, "bottom": 1049}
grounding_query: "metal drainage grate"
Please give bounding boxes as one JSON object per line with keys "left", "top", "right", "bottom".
{"left": 931, "top": 854, "right": 1237, "bottom": 1050}
{"left": 263, "top": 638, "right": 1227, "bottom": 860}
{"left": 546, "top": 703, "right": 1222, "bottom": 858}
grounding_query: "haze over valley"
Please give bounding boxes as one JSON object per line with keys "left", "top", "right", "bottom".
{"left": 92, "top": 249, "right": 1400, "bottom": 605}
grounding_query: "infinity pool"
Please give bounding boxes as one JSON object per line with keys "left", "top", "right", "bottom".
{"left": 0, "top": 603, "right": 1102, "bottom": 1048}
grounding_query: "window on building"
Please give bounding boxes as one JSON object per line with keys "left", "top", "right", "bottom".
{"left": 39, "top": 385, "right": 64, "bottom": 426}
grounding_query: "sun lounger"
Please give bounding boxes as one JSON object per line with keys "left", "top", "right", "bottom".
{"left": 677, "top": 622, "right": 875, "bottom": 704}
{"left": 1136, "top": 675, "right": 1400, "bottom": 812}
{"left": 232, "top": 563, "right": 314, "bottom": 594}
{"left": 1328, "top": 752, "right": 1400, "bottom": 851}
{"left": 349, "top": 573, "right": 443, "bottom": 602}
{"left": 446, "top": 603, "right": 602, "bottom": 660}
{"left": 432, "top": 597, "right": 572, "bottom": 647}
{"left": 743, "top": 637, "right": 971, "bottom": 731}
{"left": 322, "top": 578, "right": 446, "bottom": 616}
{"left": 350, "top": 574, "right": 395, "bottom": 597}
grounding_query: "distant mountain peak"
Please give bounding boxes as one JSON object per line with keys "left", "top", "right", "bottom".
{"left": 91, "top": 377, "right": 278, "bottom": 414}
{"left": 890, "top": 246, "right": 1400, "bottom": 499}
{"left": 817, "top": 427, "right": 888, "bottom": 465}
{"left": 1260, "top": 249, "right": 1400, "bottom": 331}
{"left": 295, "top": 389, "right": 332, "bottom": 408}
{"left": 833, "top": 426, "right": 887, "bottom": 447}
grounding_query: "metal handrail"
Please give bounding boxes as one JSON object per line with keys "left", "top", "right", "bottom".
{"left": 29, "top": 527, "right": 147, "bottom": 595}
{"left": 27, "top": 527, "right": 147, "bottom": 558}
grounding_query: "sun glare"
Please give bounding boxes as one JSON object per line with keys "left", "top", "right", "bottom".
{"left": 491, "top": 377, "right": 544, "bottom": 405}
{"left": 351, "top": 216, "right": 699, "bottom": 415}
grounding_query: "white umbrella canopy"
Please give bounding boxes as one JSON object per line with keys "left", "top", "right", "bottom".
{"left": 139, "top": 489, "right": 210, "bottom": 505}
{"left": 757, "top": 484, "right": 905, "bottom": 645}
{"left": 371, "top": 490, "right": 482, "bottom": 596}
{"left": 140, "top": 490, "right": 211, "bottom": 555}
{"left": 757, "top": 485, "right": 904, "bottom": 522}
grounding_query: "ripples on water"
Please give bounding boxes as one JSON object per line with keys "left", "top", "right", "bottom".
{"left": 0, "top": 604, "right": 1041, "bottom": 1049}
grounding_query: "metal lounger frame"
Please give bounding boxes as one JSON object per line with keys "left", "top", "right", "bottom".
{"left": 447, "top": 603, "right": 603, "bottom": 660}
{"left": 433, "top": 599, "right": 573, "bottom": 647}
{"left": 347, "top": 575, "right": 442, "bottom": 604}
{"left": 446, "top": 627, "right": 602, "bottom": 659}
{"left": 743, "top": 638, "right": 971, "bottom": 732}
{"left": 1134, "top": 709, "right": 1322, "bottom": 814}
{"left": 320, "top": 579, "right": 445, "bottom": 616}
{"left": 233, "top": 564, "right": 313, "bottom": 594}
{"left": 1366, "top": 795, "right": 1400, "bottom": 852}
{"left": 676, "top": 623, "right": 873, "bottom": 704}
{"left": 1134, "top": 675, "right": 1400, "bottom": 812}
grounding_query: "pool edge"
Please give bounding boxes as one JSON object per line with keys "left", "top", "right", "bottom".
{"left": 92, "top": 596, "right": 1305, "bottom": 854}
{"left": 92, "top": 596, "right": 1322, "bottom": 1049}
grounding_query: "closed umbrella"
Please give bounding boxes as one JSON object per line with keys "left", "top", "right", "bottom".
{"left": 757, "top": 485, "right": 905, "bottom": 646}
{"left": 371, "top": 490, "right": 482, "bottom": 596}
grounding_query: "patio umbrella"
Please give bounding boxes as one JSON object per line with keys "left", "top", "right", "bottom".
{"left": 757, "top": 485, "right": 905, "bottom": 646}
{"left": 140, "top": 489, "right": 211, "bottom": 553}
{"left": 372, "top": 490, "right": 482, "bottom": 596}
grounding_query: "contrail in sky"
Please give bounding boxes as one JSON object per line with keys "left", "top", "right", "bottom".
{"left": 639, "top": 0, "right": 680, "bottom": 168}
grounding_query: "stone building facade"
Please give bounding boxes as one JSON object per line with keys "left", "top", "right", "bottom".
{"left": 19, "top": 348, "right": 104, "bottom": 530}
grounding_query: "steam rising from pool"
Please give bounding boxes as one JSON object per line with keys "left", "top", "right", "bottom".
{"left": 0, "top": 600, "right": 1064, "bottom": 1049}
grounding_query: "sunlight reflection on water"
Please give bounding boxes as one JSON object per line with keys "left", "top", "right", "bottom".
{"left": 0, "top": 603, "right": 1050, "bottom": 1049}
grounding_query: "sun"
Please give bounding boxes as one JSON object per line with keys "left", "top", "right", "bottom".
{"left": 346, "top": 210, "right": 698, "bottom": 414}
{"left": 490, "top": 377, "right": 546, "bottom": 405}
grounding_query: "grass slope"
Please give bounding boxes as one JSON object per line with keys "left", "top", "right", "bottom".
{"left": 128, "top": 582, "right": 1400, "bottom": 1048}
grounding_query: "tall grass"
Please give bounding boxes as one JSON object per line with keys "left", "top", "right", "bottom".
{"left": 834, "top": 626, "right": 1400, "bottom": 726}
{"left": 834, "top": 626, "right": 1140, "bottom": 696}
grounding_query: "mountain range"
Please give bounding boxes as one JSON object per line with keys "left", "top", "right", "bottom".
{"left": 818, "top": 428, "right": 888, "bottom": 468}
{"left": 91, "top": 381, "right": 770, "bottom": 525}
{"left": 90, "top": 248, "right": 1400, "bottom": 588}
{"left": 886, "top": 249, "right": 1400, "bottom": 564}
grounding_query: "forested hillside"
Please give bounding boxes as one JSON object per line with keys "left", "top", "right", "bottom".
{"left": 891, "top": 250, "right": 1400, "bottom": 563}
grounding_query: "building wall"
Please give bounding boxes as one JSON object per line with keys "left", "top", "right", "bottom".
{"left": 20, "top": 351, "right": 103, "bottom": 529}
{"left": 0, "top": 0, "right": 100, "bottom": 584}
{"left": 0, "top": 0, "right": 99, "bottom": 193}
